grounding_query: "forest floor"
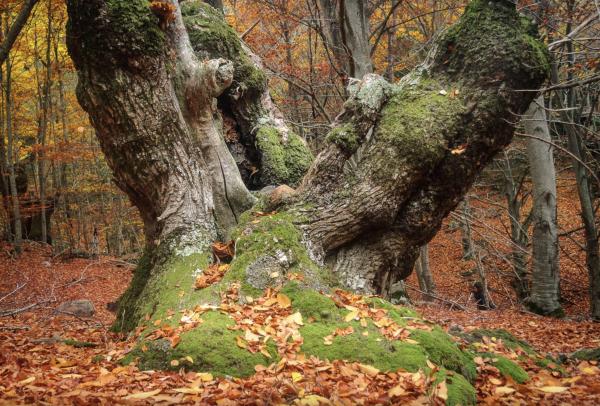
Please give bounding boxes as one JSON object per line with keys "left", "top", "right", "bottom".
{"left": 1, "top": 181, "right": 600, "bottom": 405}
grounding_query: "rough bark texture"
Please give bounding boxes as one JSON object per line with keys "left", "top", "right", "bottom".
{"left": 524, "top": 96, "right": 562, "bottom": 316}
{"left": 181, "top": 2, "right": 313, "bottom": 188}
{"left": 66, "top": 0, "right": 256, "bottom": 247}
{"left": 291, "top": 1, "right": 549, "bottom": 294}
{"left": 65, "top": 0, "right": 549, "bottom": 386}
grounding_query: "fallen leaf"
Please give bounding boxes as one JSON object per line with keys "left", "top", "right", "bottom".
{"left": 285, "top": 312, "right": 304, "bottom": 326}
{"left": 344, "top": 309, "right": 359, "bottom": 322}
{"left": 124, "top": 389, "right": 161, "bottom": 399}
{"left": 495, "top": 386, "right": 515, "bottom": 395}
{"left": 277, "top": 293, "right": 292, "bottom": 308}
{"left": 358, "top": 364, "right": 379, "bottom": 377}
{"left": 388, "top": 384, "right": 406, "bottom": 397}
{"left": 538, "top": 386, "right": 569, "bottom": 393}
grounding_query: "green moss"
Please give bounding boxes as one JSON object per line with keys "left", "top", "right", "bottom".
{"left": 572, "top": 347, "right": 600, "bottom": 361}
{"left": 127, "top": 312, "right": 276, "bottom": 376}
{"left": 282, "top": 282, "right": 341, "bottom": 322}
{"left": 255, "top": 126, "right": 314, "bottom": 186}
{"left": 113, "top": 244, "right": 212, "bottom": 333}
{"left": 366, "top": 297, "right": 420, "bottom": 323}
{"left": 435, "top": 0, "right": 549, "bottom": 81}
{"left": 326, "top": 123, "right": 359, "bottom": 154}
{"left": 410, "top": 328, "right": 477, "bottom": 382}
{"left": 68, "top": 0, "right": 166, "bottom": 70}
{"left": 370, "top": 78, "right": 465, "bottom": 181}
{"left": 481, "top": 353, "right": 529, "bottom": 383}
{"left": 91, "top": 355, "right": 104, "bottom": 364}
{"left": 299, "top": 321, "right": 429, "bottom": 373}
{"left": 434, "top": 369, "right": 477, "bottom": 406}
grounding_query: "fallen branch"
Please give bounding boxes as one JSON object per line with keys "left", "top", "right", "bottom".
{"left": 404, "top": 284, "right": 468, "bottom": 311}
{"left": 0, "top": 301, "right": 49, "bottom": 317}
{"left": 0, "top": 325, "right": 30, "bottom": 331}
{"left": 0, "top": 282, "right": 27, "bottom": 304}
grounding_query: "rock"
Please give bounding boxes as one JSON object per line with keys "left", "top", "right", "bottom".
{"left": 56, "top": 300, "right": 95, "bottom": 317}
{"left": 268, "top": 185, "right": 295, "bottom": 208}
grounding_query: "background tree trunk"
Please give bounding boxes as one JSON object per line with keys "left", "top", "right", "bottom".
{"left": 524, "top": 95, "right": 562, "bottom": 316}
{"left": 415, "top": 244, "right": 435, "bottom": 301}
{"left": 316, "top": 0, "right": 373, "bottom": 80}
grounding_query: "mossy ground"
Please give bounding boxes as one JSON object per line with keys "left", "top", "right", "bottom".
{"left": 434, "top": 369, "right": 477, "bottom": 406}
{"left": 117, "top": 211, "right": 476, "bottom": 405}
{"left": 480, "top": 352, "right": 529, "bottom": 383}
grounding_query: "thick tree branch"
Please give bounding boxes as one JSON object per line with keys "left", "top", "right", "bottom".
{"left": 0, "top": 0, "right": 39, "bottom": 66}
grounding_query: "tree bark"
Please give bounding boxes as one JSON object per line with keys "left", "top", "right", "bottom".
{"left": 415, "top": 245, "right": 435, "bottom": 301}
{"left": 316, "top": 0, "right": 373, "bottom": 80}
{"left": 66, "top": 0, "right": 549, "bottom": 364}
{"left": 523, "top": 96, "right": 562, "bottom": 316}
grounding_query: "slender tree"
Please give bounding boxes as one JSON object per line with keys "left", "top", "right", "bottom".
{"left": 524, "top": 95, "right": 562, "bottom": 316}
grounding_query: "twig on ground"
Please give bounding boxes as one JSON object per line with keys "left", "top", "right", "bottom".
{"left": 0, "top": 300, "right": 50, "bottom": 317}
{"left": 0, "top": 325, "right": 30, "bottom": 331}
{"left": 405, "top": 284, "right": 469, "bottom": 311}
{"left": 0, "top": 282, "right": 28, "bottom": 303}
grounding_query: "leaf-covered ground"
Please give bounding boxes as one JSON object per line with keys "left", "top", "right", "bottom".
{"left": 1, "top": 242, "right": 599, "bottom": 405}
{"left": 1, "top": 181, "right": 600, "bottom": 405}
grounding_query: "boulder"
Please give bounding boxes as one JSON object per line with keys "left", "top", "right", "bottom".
{"left": 56, "top": 300, "right": 95, "bottom": 317}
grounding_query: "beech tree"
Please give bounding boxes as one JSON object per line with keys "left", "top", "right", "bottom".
{"left": 65, "top": 0, "right": 549, "bottom": 383}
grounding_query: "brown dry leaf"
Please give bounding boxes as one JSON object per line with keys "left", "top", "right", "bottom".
{"left": 285, "top": 312, "right": 304, "bottom": 326}
{"left": 124, "top": 388, "right": 162, "bottom": 399}
{"left": 212, "top": 240, "right": 235, "bottom": 261}
{"left": 277, "top": 293, "right": 292, "bottom": 308}
{"left": 389, "top": 384, "right": 406, "bottom": 397}
{"left": 344, "top": 308, "right": 359, "bottom": 322}
{"left": 495, "top": 386, "right": 515, "bottom": 395}
{"left": 434, "top": 380, "right": 448, "bottom": 401}
{"left": 538, "top": 386, "right": 569, "bottom": 393}
{"left": 358, "top": 364, "right": 379, "bottom": 377}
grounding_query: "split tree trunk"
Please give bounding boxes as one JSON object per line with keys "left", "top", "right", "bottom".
{"left": 66, "top": 0, "right": 548, "bottom": 335}
{"left": 524, "top": 96, "right": 562, "bottom": 316}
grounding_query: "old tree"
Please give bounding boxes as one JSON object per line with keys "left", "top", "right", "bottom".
{"left": 65, "top": 0, "right": 549, "bottom": 402}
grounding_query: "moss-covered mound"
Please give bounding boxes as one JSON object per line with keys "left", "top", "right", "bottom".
{"left": 116, "top": 209, "right": 479, "bottom": 405}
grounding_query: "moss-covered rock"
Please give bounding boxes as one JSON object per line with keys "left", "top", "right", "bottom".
{"left": 300, "top": 320, "right": 429, "bottom": 373}
{"left": 411, "top": 328, "right": 477, "bottom": 382}
{"left": 460, "top": 329, "right": 534, "bottom": 354}
{"left": 434, "top": 369, "right": 477, "bottom": 406}
{"left": 480, "top": 352, "right": 529, "bottom": 383}
{"left": 124, "top": 312, "right": 276, "bottom": 376}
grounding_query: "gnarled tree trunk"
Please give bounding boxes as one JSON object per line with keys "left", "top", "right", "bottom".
{"left": 66, "top": 0, "right": 548, "bottom": 381}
